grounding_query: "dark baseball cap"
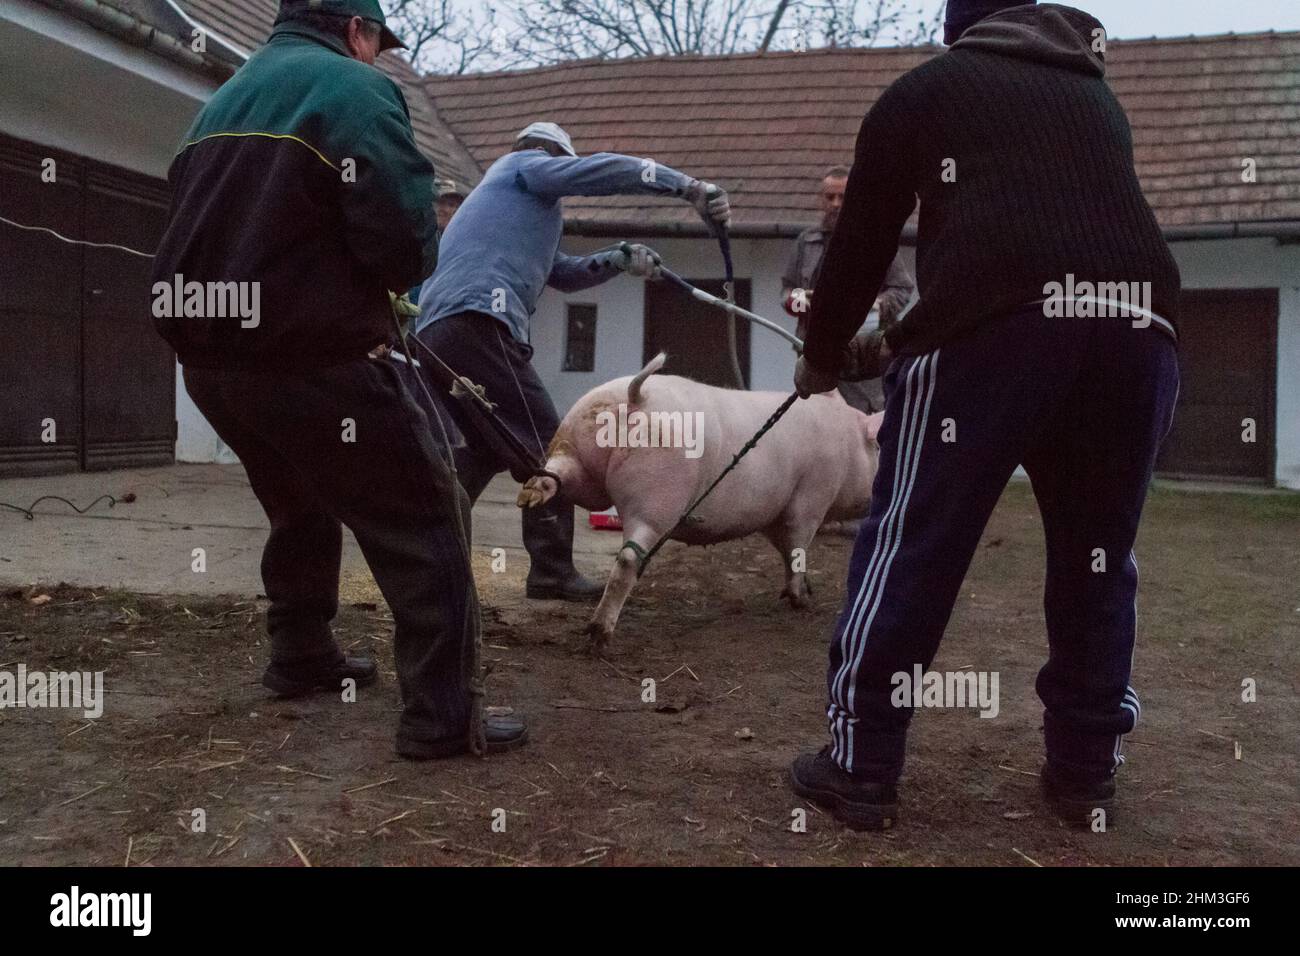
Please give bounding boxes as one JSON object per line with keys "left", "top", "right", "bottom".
{"left": 278, "top": 0, "right": 406, "bottom": 51}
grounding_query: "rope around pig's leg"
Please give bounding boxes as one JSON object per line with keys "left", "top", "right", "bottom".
{"left": 633, "top": 392, "right": 800, "bottom": 576}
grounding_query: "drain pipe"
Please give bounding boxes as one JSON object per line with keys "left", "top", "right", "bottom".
{"left": 38, "top": 0, "right": 235, "bottom": 81}
{"left": 160, "top": 0, "right": 249, "bottom": 63}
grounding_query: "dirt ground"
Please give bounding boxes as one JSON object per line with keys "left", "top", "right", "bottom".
{"left": 1, "top": 482, "right": 1296, "bottom": 866}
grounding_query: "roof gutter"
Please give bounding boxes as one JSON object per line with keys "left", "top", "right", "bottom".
{"left": 565, "top": 218, "right": 1300, "bottom": 244}
{"left": 1163, "top": 221, "right": 1300, "bottom": 242}
{"left": 38, "top": 0, "right": 235, "bottom": 81}
{"left": 564, "top": 218, "right": 807, "bottom": 241}
{"left": 159, "top": 0, "right": 249, "bottom": 64}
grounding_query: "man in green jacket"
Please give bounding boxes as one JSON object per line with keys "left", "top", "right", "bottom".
{"left": 151, "top": 0, "right": 526, "bottom": 759}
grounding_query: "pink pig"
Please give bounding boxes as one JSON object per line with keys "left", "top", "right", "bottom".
{"left": 518, "top": 353, "right": 882, "bottom": 646}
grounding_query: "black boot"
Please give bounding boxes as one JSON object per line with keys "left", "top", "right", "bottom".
{"left": 523, "top": 498, "right": 604, "bottom": 602}
{"left": 789, "top": 747, "right": 898, "bottom": 831}
{"left": 263, "top": 653, "right": 377, "bottom": 698}
{"left": 1040, "top": 762, "right": 1117, "bottom": 828}
{"left": 526, "top": 574, "right": 605, "bottom": 601}
{"left": 396, "top": 713, "right": 529, "bottom": 759}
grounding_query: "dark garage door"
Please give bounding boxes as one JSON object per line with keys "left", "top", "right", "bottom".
{"left": 1156, "top": 288, "right": 1278, "bottom": 482}
{"left": 645, "top": 278, "right": 752, "bottom": 389}
{"left": 0, "top": 133, "right": 174, "bottom": 476}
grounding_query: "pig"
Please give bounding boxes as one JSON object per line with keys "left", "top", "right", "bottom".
{"left": 517, "top": 353, "right": 882, "bottom": 646}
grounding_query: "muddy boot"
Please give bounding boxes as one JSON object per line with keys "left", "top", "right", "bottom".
{"left": 397, "top": 713, "right": 529, "bottom": 759}
{"left": 263, "top": 652, "right": 377, "bottom": 698}
{"left": 1040, "top": 762, "right": 1117, "bottom": 828}
{"left": 523, "top": 499, "right": 603, "bottom": 601}
{"left": 789, "top": 747, "right": 899, "bottom": 831}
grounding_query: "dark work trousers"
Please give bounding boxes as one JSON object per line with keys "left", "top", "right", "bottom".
{"left": 183, "top": 357, "right": 479, "bottom": 749}
{"left": 414, "top": 311, "right": 578, "bottom": 584}
{"left": 826, "top": 304, "right": 1179, "bottom": 785}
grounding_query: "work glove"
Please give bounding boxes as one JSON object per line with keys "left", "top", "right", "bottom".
{"left": 795, "top": 330, "right": 895, "bottom": 397}
{"left": 840, "top": 328, "right": 894, "bottom": 382}
{"left": 385, "top": 290, "right": 420, "bottom": 347}
{"left": 616, "top": 243, "right": 663, "bottom": 279}
{"left": 685, "top": 179, "right": 731, "bottom": 230}
{"left": 793, "top": 354, "right": 840, "bottom": 399}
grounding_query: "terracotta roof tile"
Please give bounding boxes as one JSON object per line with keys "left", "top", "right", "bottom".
{"left": 426, "top": 33, "right": 1300, "bottom": 230}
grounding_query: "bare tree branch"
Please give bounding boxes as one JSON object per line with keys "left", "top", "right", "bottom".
{"left": 393, "top": 0, "right": 946, "bottom": 74}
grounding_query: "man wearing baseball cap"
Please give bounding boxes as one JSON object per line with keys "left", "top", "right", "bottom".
{"left": 152, "top": 0, "right": 528, "bottom": 760}
{"left": 434, "top": 180, "right": 468, "bottom": 231}
{"left": 789, "top": 0, "right": 1181, "bottom": 829}
{"left": 412, "top": 122, "right": 731, "bottom": 602}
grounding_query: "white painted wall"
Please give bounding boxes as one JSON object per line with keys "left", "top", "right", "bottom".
{"left": 533, "top": 234, "right": 1297, "bottom": 488}
{"left": 531, "top": 234, "right": 919, "bottom": 407}
{"left": 1, "top": 0, "right": 227, "bottom": 463}
{"left": 0, "top": 0, "right": 215, "bottom": 179}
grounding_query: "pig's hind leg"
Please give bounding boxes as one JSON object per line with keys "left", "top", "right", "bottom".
{"left": 766, "top": 504, "right": 825, "bottom": 609}
{"left": 585, "top": 518, "right": 667, "bottom": 652}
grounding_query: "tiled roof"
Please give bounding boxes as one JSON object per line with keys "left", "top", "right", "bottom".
{"left": 170, "top": 0, "right": 482, "bottom": 187}
{"left": 424, "top": 32, "right": 1300, "bottom": 233}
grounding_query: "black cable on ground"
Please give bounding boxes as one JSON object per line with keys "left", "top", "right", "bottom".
{"left": 0, "top": 494, "right": 122, "bottom": 521}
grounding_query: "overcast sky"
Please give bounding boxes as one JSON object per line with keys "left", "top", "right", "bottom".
{"left": 966, "top": 1, "right": 1300, "bottom": 38}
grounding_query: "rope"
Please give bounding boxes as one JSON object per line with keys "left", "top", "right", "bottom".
{"left": 634, "top": 391, "right": 799, "bottom": 576}
{"left": 716, "top": 228, "right": 746, "bottom": 389}
{"left": 493, "top": 322, "right": 546, "bottom": 459}
{"left": 0, "top": 214, "right": 155, "bottom": 258}
{"left": 390, "top": 310, "right": 488, "bottom": 757}
{"left": 408, "top": 333, "right": 554, "bottom": 483}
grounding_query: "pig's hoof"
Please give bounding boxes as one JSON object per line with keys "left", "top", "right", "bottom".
{"left": 583, "top": 619, "right": 613, "bottom": 654}
{"left": 781, "top": 585, "right": 812, "bottom": 609}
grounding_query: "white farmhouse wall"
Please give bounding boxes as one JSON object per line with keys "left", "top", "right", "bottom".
{"left": 1, "top": 0, "right": 227, "bottom": 464}
{"left": 532, "top": 234, "right": 918, "bottom": 407}
{"left": 535, "top": 233, "right": 1296, "bottom": 488}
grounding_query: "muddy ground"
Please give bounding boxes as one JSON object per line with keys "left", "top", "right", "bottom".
{"left": 1, "top": 482, "right": 1296, "bottom": 866}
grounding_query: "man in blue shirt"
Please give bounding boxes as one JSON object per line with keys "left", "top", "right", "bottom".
{"left": 413, "top": 122, "right": 730, "bottom": 600}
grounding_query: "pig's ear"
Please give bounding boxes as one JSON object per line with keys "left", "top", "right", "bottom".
{"left": 865, "top": 412, "right": 884, "bottom": 443}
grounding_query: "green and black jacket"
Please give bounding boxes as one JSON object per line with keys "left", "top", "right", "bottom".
{"left": 152, "top": 21, "right": 438, "bottom": 369}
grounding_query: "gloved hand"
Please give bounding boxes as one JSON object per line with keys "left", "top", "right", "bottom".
{"left": 840, "top": 328, "right": 894, "bottom": 382}
{"left": 387, "top": 290, "right": 420, "bottom": 343}
{"left": 685, "top": 180, "right": 731, "bottom": 230}
{"left": 388, "top": 290, "right": 420, "bottom": 319}
{"left": 617, "top": 243, "right": 663, "bottom": 279}
{"left": 793, "top": 354, "right": 840, "bottom": 399}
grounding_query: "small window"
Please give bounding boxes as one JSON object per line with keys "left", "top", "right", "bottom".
{"left": 563, "top": 304, "right": 597, "bottom": 372}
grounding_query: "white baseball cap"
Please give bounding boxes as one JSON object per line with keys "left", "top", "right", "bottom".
{"left": 515, "top": 121, "right": 577, "bottom": 158}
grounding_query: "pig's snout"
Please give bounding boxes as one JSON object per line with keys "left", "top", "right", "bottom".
{"left": 517, "top": 474, "right": 559, "bottom": 508}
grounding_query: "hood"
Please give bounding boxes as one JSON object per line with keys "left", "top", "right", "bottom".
{"left": 950, "top": 3, "right": 1107, "bottom": 78}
